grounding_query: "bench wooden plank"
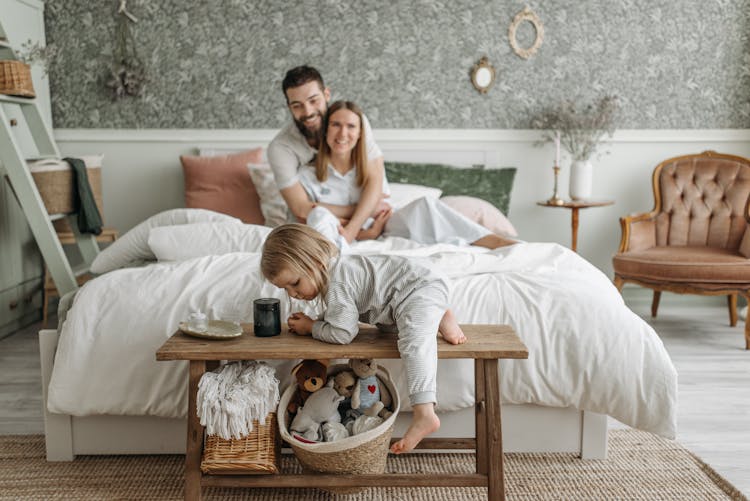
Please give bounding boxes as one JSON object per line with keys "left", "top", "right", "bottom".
{"left": 156, "top": 324, "right": 528, "bottom": 361}
{"left": 202, "top": 473, "right": 488, "bottom": 488}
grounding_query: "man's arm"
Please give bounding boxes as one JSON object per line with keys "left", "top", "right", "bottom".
{"left": 339, "top": 156, "right": 384, "bottom": 243}
{"left": 267, "top": 139, "right": 317, "bottom": 221}
{"left": 278, "top": 183, "right": 315, "bottom": 221}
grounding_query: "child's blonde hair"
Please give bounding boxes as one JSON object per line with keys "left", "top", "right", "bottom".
{"left": 261, "top": 224, "right": 340, "bottom": 299}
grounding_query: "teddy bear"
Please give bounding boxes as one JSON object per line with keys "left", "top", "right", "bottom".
{"left": 349, "top": 358, "right": 392, "bottom": 419}
{"left": 287, "top": 359, "right": 328, "bottom": 414}
{"left": 332, "top": 369, "right": 356, "bottom": 415}
{"left": 289, "top": 385, "right": 344, "bottom": 442}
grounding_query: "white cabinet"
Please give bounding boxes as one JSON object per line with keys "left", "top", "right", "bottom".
{"left": 0, "top": 0, "right": 47, "bottom": 337}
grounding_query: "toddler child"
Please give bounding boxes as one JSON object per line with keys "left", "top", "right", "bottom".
{"left": 260, "top": 223, "right": 466, "bottom": 453}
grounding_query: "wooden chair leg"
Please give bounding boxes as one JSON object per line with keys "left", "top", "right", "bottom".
{"left": 613, "top": 275, "right": 625, "bottom": 293}
{"left": 728, "top": 294, "right": 738, "bottom": 327}
{"left": 651, "top": 291, "right": 661, "bottom": 318}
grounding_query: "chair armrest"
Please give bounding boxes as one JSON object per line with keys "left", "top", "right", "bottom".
{"left": 618, "top": 211, "right": 657, "bottom": 253}
{"left": 739, "top": 224, "right": 750, "bottom": 258}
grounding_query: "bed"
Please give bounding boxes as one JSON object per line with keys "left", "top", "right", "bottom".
{"left": 39, "top": 206, "right": 677, "bottom": 461}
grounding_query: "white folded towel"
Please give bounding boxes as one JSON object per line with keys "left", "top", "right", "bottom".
{"left": 196, "top": 361, "right": 280, "bottom": 440}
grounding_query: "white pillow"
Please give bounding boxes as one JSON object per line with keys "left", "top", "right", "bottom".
{"left": 90, "top": 208, "right": 242, "bottom": 274}
{"left": 247, "top": 163, "right": 288, "bottom": 227}
{"left": 387, "top": 183, "right": 443, "bottom": 210}
{"left": 148, "top": 222, "right": 272, "bottom": 261}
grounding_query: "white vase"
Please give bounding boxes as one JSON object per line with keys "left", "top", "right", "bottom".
{"left": 569, "top": 160, "right": 593, "bottom": 201}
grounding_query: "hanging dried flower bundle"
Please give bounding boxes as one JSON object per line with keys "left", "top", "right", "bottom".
{"left": 16, "top": 40, "right": 58, "bottom": 75}
{"left": 531, "top": 96, "right": 619, "bottom": 162}
{"left": 105, "top": 0, "right": 146, "bottom": 100}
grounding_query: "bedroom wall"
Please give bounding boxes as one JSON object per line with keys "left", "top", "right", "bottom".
{"left": 43, "top": 2, "right": 750, "bottom": 283}
{"left": 45, "top": 1, "right": 749, "bottom": 128}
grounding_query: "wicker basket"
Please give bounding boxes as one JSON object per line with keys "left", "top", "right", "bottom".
{"left": 0, "top": 60, "right": 35, "bottom": 98}
{"left": 200, "top": 412, "right": 280, "bottom": 475}
{"left": 27, "top": 157, "right": 104, "bottom": 232}
{"left": 278, "top": 364, "right": 400, "bottom": 493}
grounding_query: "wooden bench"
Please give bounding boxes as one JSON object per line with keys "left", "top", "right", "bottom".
{"left": 156, "top": 323, "right": 528, "bottom": 500}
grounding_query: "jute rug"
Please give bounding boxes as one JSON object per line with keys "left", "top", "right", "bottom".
{"left": 0, "top": 430, "right": 746, "bottom": 500}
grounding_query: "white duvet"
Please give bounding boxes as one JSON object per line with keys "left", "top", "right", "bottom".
{"left": 48, "top": 220, "right": 677, "bottom": 438}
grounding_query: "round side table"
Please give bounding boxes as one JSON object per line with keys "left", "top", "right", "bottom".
{"left": 536, "top": 200, "right": 614, "bottom": 252}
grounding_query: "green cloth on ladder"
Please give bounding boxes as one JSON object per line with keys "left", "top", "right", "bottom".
{"left": 63, "top": 157, "right": 102, "bottom": 235}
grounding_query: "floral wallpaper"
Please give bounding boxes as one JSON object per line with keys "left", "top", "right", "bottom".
{"left": 44, "top": 0, "right": 750, "bottom": 129}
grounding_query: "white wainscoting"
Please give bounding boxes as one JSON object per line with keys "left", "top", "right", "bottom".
{"left": 54, "top": 128, "right": 750, "bottom": 278}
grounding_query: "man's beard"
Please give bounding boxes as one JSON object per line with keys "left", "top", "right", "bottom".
{"left": 294, "top": 112, "right": 324, "bottom": 146}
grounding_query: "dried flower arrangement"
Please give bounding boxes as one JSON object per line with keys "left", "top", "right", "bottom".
{"left": 531, "top": 95, "right": 619, "bottom": 162}
{"left": 105, "top": 0, "right": 146, "bottom": 100}
{"left": 15, "top": 40, "right": 58, "bottom": 75}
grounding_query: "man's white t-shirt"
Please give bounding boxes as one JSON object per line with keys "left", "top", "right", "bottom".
{"left": 267, "top": 114, "right": 382, "bottom": 191}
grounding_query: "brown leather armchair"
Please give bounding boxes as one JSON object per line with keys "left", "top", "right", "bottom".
{"left": 612, "top": 150, "right": 750, "bottom": 350}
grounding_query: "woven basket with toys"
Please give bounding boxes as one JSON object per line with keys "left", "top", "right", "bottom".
{"left": 277, "top": 358, "right": 400, "bottom": 485}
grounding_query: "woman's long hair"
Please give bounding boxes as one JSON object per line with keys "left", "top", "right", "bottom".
{"left": 314, "top": 100, "right": 369, "bottom": 188}
{"left": 260, "top": 223, "right": 339, "bottom": 300}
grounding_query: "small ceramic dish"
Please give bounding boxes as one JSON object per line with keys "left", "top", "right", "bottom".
{"left": 178, "top": 320, "right": 243, "bottom": 340}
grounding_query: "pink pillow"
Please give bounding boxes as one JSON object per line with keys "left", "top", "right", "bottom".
{"left": 181, "top": 148, "right": 265, "bottom": 224}
{"left": 440, "top": 195, "right": 518, "bottom": 237}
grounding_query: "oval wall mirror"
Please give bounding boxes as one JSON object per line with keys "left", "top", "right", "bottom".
{"left": 470, "top": 56, "right": 496, "bottom": 94}
{"left": 509, "top": 6, "right": 544, "bottom": 59}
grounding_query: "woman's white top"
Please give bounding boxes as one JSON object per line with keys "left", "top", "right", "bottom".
{"left": 298, "top": 164, "right": 391, "bottom": 207}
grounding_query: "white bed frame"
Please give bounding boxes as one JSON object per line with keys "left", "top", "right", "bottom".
{"left": 39, "top": 329, "right": 608, "bottom": 461}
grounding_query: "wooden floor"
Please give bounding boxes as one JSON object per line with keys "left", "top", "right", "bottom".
{"left": 1, "top": 299, "right": 748, "bottom": 496}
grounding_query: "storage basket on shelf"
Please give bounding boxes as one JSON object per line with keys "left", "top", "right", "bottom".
{"left": 27, "top": 156, "right": 104, "bottom": 232}
{"left": 196, "top": 361, "right": 281, "bottom": 475}
{"left": 201, "top": 413, "right": 280, "bottom": 475}
{"left": 0, "top": 60, "right": 35, "bottom": 97}
{"left": 278, "top": 364, "right": 400, "bottom": 479}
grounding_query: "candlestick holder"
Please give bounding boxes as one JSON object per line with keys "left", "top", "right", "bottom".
{"left": 547, "top": 165, "right": 565, "bottom": 205}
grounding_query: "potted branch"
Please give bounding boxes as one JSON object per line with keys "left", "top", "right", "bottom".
{"left": 532, "top": 95, "right": 618, "bottom": 200}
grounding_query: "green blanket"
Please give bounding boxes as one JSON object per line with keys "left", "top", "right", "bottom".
{"left": 64, "top": 157, "right": 102, "bottom": 235}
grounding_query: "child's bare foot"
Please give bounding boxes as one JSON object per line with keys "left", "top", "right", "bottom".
{"left": 390, "top": 403, "right": 440, "bottom": 454}
{"left": 439, "top": 309, "right": 466, "bottom": 344}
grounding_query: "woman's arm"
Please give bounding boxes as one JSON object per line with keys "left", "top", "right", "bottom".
{"left": 339, "top": 157, "right": 385, "bottom": 243}
{"left": 355, "top": 207, "right": 392, "bottom": 240}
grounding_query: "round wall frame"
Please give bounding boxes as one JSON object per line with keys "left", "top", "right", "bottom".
{"left": 508, "top": 6, "right": 544, "bottom": 59}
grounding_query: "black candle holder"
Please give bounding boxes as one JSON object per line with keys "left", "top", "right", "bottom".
{"left": 253, "top": 298, "right": 281, "bottom": 337}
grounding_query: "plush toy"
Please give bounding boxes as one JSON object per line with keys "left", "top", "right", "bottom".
{"left": 288, "top": 359, "right": 328, "bottom": 414}
{"left": 289, "top": 386, "right": 344, "bottom": 442}
{"left": 332, "top": 369, "right": 356, "bottom": 415}
{"left": 349, "top": 358, "right": 392, "bottom": 418}
{"left": 322, "top": 421, "right": 350, "bottom": 442}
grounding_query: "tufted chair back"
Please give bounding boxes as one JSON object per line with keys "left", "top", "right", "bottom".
{"left": 654, "top": 155, "right": 750, "bottom": 250}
